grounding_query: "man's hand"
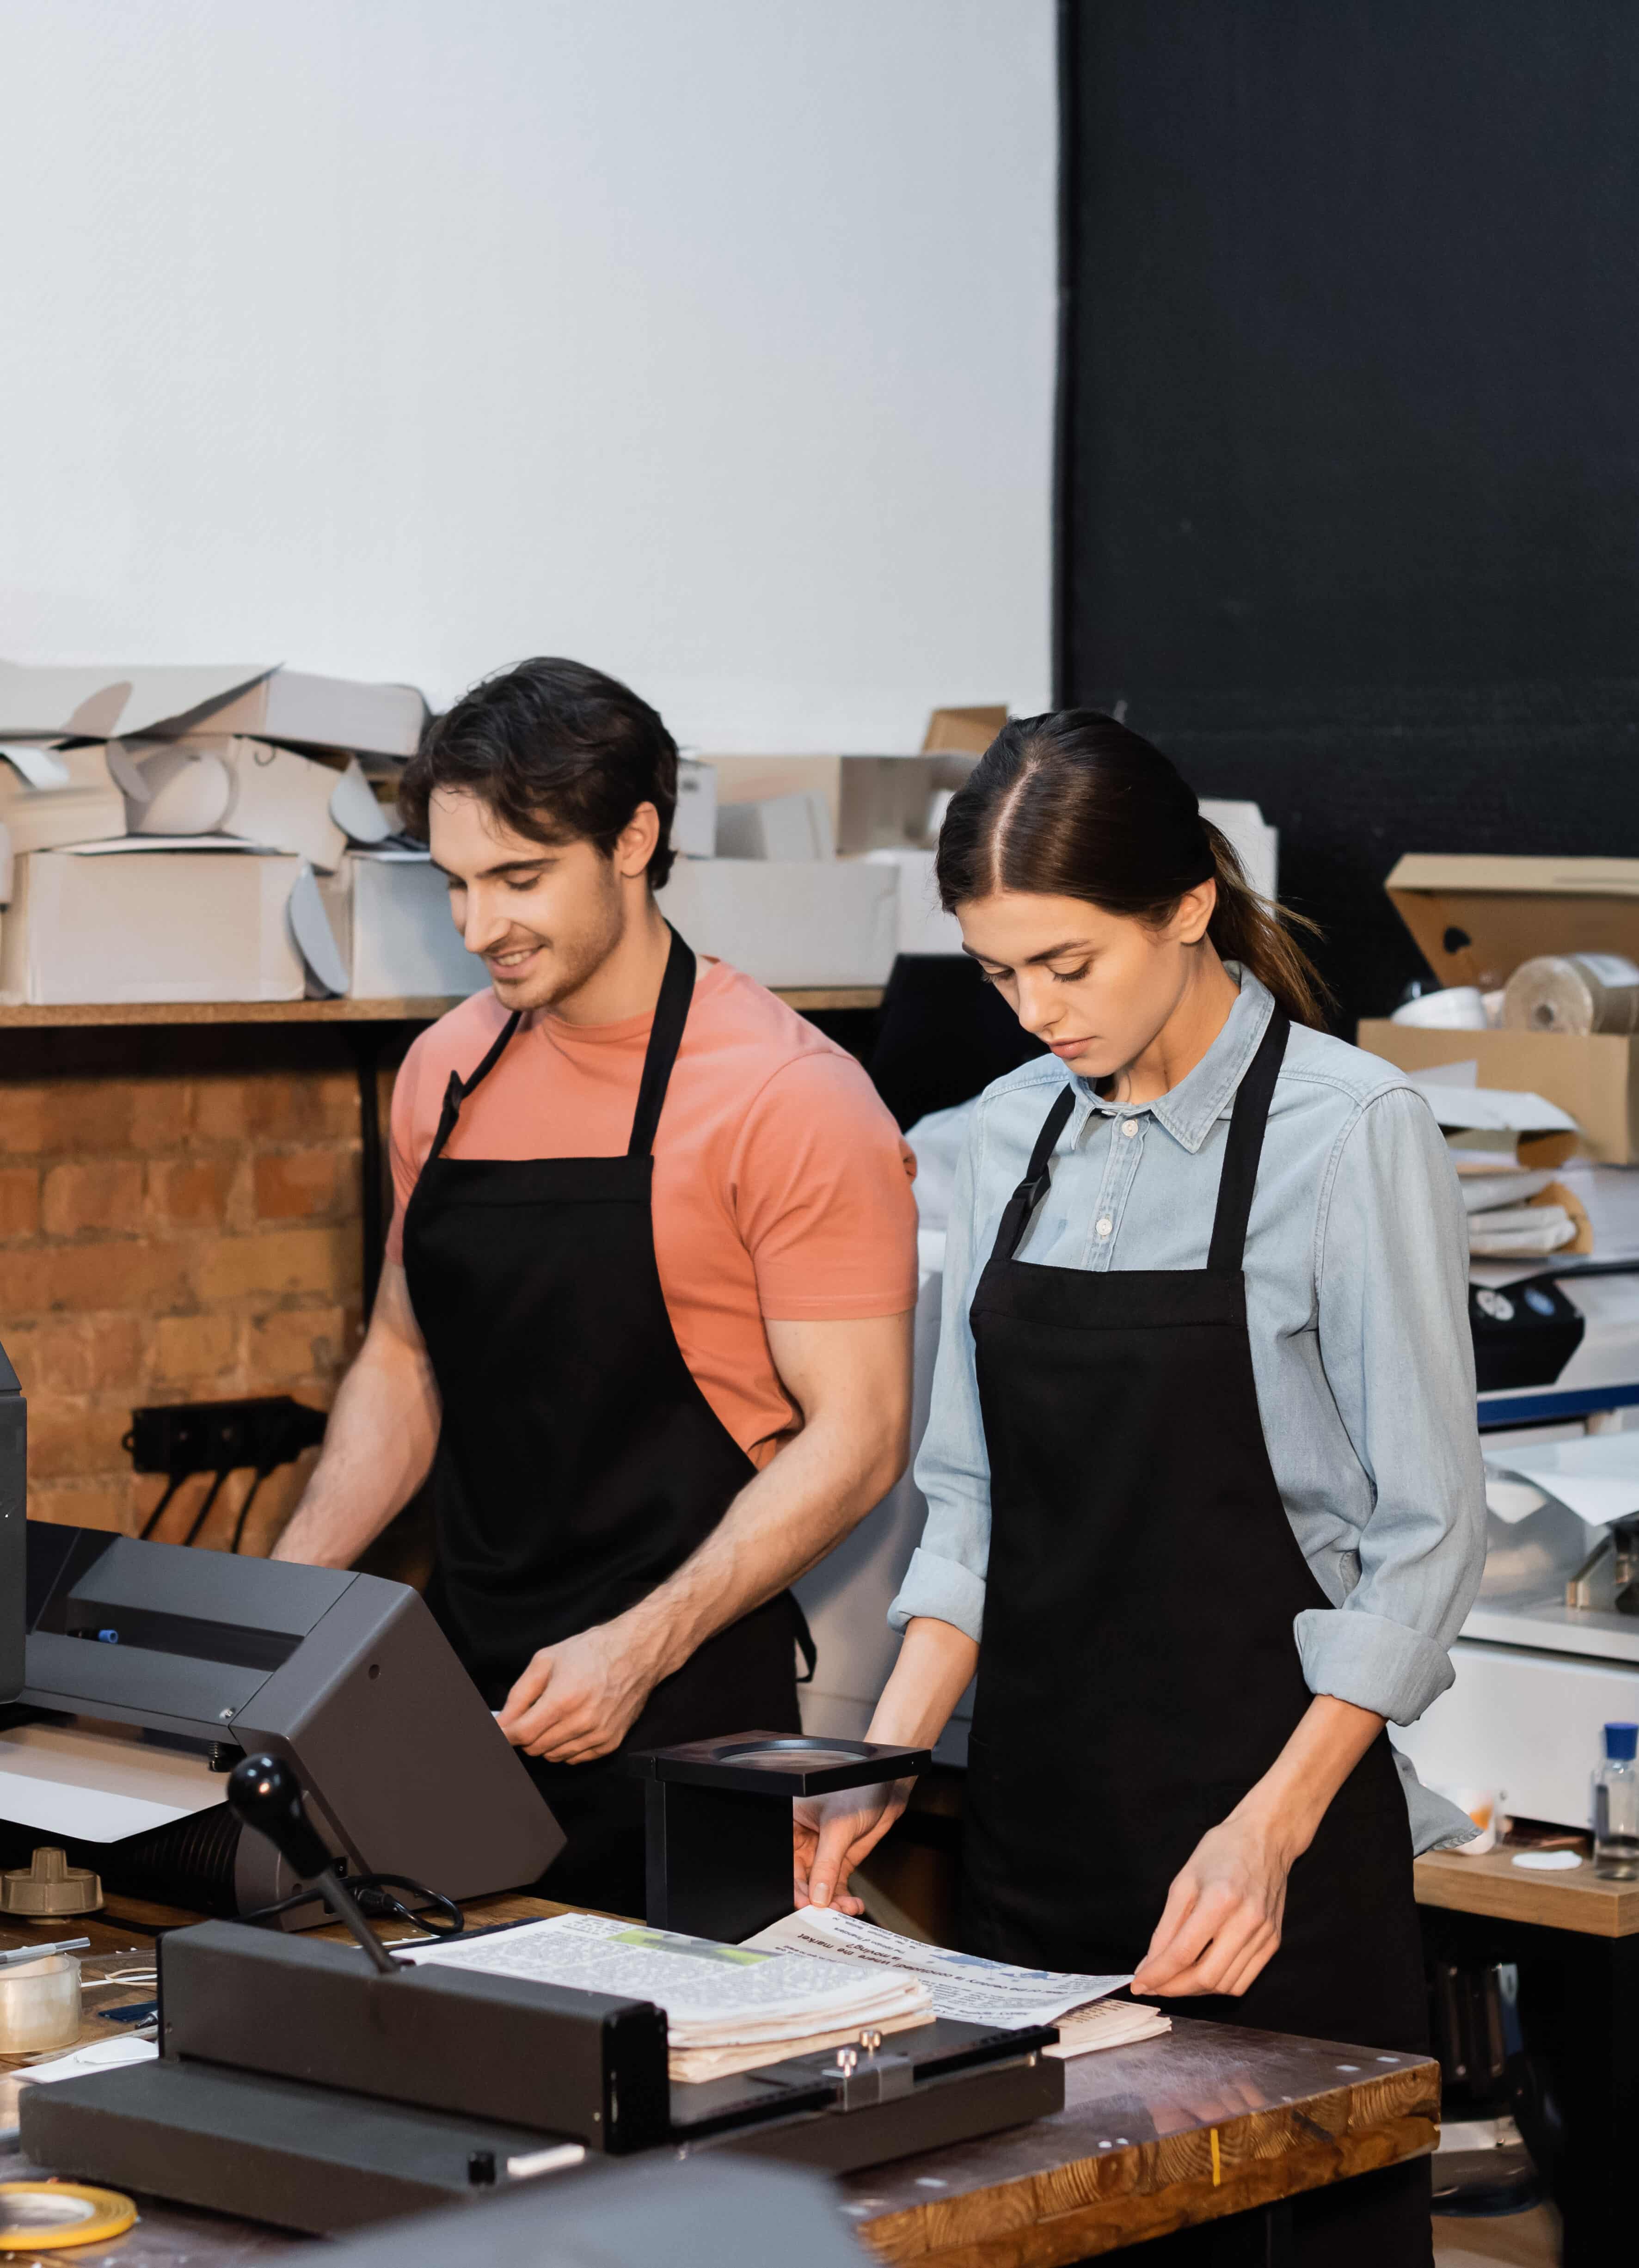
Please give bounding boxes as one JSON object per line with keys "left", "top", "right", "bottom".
{"left": 496, "top": 1622, "right": 657, "bottom": 1763}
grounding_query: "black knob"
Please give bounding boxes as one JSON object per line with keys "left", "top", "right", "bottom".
{"left": 227, "top": 1753, "right": 333, "bottom": 1884}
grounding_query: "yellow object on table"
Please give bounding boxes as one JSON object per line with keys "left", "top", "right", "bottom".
{"left": 0, "top": 2183, "right": 137, "bottom": 2250}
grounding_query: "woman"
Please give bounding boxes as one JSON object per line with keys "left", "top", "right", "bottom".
{"left": 796, "top": 713, "right": 1486, "bottom": 2264}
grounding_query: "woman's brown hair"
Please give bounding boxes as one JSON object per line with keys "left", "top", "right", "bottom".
{"left": 934, "top": 710, "right": 1330, "bottom": 1029}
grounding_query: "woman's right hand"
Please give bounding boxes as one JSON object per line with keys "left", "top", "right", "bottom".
{"left": 793, "top": 1779, "right": 914, "bottom": 1914}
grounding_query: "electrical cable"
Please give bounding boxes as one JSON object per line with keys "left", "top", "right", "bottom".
{"left": 236, "top": 1872, "right": 465, "bottom": 1939}
{"left": 228, "top": 1467, "right": 272, "bottom": 1555}
{"left": 180, "top": 1468, "right": 231, "bottom": 1548}
{"left": 137, "top": 1475, "right": 184, "bottom": 1541}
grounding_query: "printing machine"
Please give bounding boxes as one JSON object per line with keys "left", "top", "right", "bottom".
{"left": 20, "top": 1752, "right": 1065, "bottom": 2232}
{"left": 0, "top": 1520, "right": 562, "bottom": 1917}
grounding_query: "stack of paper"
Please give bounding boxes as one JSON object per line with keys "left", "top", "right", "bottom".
{"left": 402, "top": 1912, "right": 933, "bottom": 2083}
{"left": 744, "top": 1908, "right": 1166, "bottom": 2060}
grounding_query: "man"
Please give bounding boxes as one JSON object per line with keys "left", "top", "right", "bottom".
{"left": 276, "top": 657, "right": 917, "bottom": 1913}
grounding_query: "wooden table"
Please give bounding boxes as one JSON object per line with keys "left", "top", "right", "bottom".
{"left": 1416, "top": 1841, "right": 1637, "bottom": 2265}
{"left": 0, "top": 1896, "right": 1438, "bottom": 2264}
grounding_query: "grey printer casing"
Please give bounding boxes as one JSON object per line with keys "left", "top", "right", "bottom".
{"left": 16, "top": 1526, "right": 563, "bottom": 1919}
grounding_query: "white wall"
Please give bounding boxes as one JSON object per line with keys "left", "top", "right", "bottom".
{"left": 1, "top": 1, "right": 1056, "bottom": 750}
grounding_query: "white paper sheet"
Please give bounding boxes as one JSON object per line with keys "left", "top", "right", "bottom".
{"left": 0, "top": 1723, "right": 227, "bottom": 1844}
{"left": 743, "top": 1907, "right": 1130, "bottom": 2029}
{"left": 1409, "top": 1073, "right": 1578, "bottom": 1136}
{"left": 17, "top": 2036, "right": 157, "bottom": 2084}
{"left": 1483, "top": 1433, "right": 1639, "bottom": 1530}
{"left": 401, "top": 1912, "right": 931, "bottom": 2047}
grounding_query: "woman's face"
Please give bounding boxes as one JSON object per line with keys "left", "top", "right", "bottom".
{"left": 956, "top": 884, "right": 1217, "bottom": 1082}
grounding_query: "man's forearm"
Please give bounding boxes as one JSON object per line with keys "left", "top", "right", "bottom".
{"left": 619, "top": 1402, "right": 903, "bottom": 1685}
{"left": 274, "top": 1269, "right": 440, "bottom": 1568}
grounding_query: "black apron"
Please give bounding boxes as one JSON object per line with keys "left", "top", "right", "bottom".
{"left": 402, "top": 927, "right": 805, "bottom": 1916}
{"left": 961, "top": 1010, "right": 1433, "bottom": 2266}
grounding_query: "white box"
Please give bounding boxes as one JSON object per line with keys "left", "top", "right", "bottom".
{"left": 0, "top": 662, "right": 270, "bottom": 742}
{"left": 714, "top": 789, "right": 835, "bottom": 862}
{"left": 660, "top": 858, "right": 897, "bottom": 988}
{"left": 672, "top": 760, "right": 717, "bottom": 859}
{"left": 0, "top": 745, "right": 127, "bottom": 854}
{"left": 317, "top": 852, "right": 489, "bottom": 1000}
{"left": 0, "top": 662, "right": 426, "bottom": 759}
{"left": 0, "top": 846, "right": 305, "bottom": 1005}
{"left": 864, "top": 848, "right": 964, "bottom": 956}
{"left": 1200, "top": 798, "right": 1278, "bottom": 902}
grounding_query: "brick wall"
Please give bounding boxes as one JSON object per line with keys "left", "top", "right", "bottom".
{"left": 0, "top": 1025, "right": 412, "bottom": 1556}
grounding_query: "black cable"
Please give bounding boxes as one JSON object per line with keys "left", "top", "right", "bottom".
{"left": 228, "top": 1467, "right": 272, "bottom": 1555}
{"left": 236, "top": 1871, "right": 465, "bottom": 1939}
{"left": 180, "top": 1468, "right": 231, "bottom": 1548}
{"left": 351, "top": 1875, "right": 465, "bottom": 1937}
{"left": 138, "top": 1474, "right": 184, "bottom": 1542}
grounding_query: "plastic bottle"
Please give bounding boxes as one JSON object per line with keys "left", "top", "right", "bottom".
{"left": 1594, "top": 1722, "right": 1639, "bottom": 1880}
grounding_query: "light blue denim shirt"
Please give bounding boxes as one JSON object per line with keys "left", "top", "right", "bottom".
{"left": 890, "top": 970, "right": 1488, "bottom": 1850}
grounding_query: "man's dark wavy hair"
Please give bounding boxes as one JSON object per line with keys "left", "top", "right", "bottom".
{"left": 399, "top": 656, "right": 680, "bottom": 889}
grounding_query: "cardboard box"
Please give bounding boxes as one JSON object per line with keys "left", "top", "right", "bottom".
{"left": 0, "top": 745, "right": 127, "bottom": 856}
{"left": 0, "top": 662, "right": 270, "bottom": 742}
{"left": 1359, "top": 855, "right": 1639, "bottom": 1164}
{"left": 672, "top": 759, "right": 717, "bottom": 859}
{"left": 0, "top": 846, "right": 305, "bottom": 1005}
{"left": 714, "top": 790, "right": 835, "bottom": 862}
{"left": 167, "top": 670, "right": 427, "bottom": 760}
{"left": 0, "top": 662, "right": 426, "bottom": 759}
{"left": 1201, "top": 798, "right": 1278, "bottom": 903}
{"left": 863, "top": 848, "right": 964, "bottom": 956}
{"left": 314, "top": 852, "right": 489, "bottom": 1001}
{"left": 922, "top": 705, "right": 1006, "bottom": 756}
{"left": 1357, "top": 1022, "right": 1639, "bottom": 1164}
{"left": 661, "top": 858, "right": 898, "bottom": 987}
{"left": 1380, "top": 855, "right": 1639, "bottom": 991}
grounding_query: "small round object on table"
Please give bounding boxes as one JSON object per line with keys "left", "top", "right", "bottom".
{"left": 0, "top": 2182, "right": 138, "bottom": 2250}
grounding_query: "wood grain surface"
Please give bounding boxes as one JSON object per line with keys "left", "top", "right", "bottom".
{"left": 0, "top": 1895, "right": 1438, "bottom": 2263}
{"left": 839, "top": 2020, "right": 1437, "bottom": 2263}
{"left": 1415, "top": 1844, "right": 1639, "bottom": 1937}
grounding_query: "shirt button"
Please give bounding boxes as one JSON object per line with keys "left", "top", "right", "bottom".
{"left": 1096, "top": 1217, "right": 1113, "bottom": 1238}
{"left": 1121, "top": 1119, "right": 1138, "bottom": 1138}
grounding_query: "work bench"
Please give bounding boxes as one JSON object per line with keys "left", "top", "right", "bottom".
{"left": 0, "top": 1893, "right": 1437, "bottom": 2264}
{"left": 1416, "top": 1843, "right": 1636, "bottom": 2265}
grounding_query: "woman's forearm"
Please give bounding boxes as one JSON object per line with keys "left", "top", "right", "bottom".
{"left": 1233, "top": 1693, "right": 1385, "bottom": 1859}
{"left": 866, "top": 1616, "right": 980, "bottom": 1752}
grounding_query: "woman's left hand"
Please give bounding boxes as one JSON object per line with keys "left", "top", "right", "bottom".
{"left": 1129, "top": 1807, "right": 1295, "bottom": 1999}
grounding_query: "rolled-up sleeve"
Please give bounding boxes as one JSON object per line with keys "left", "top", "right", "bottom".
{"left": 1296, "top": 1086, "right": 1486, "bottom": 1724}
{"left": 889, "top": 1116, "right": 994, "bottom": 1642}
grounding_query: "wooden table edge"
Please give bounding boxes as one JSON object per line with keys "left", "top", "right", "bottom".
{"left": 857, "top": 2064, "right": 1441, "bottom": 2266}
{"left": 1414, "top": 1846, "right": 1638, "bottom": 1937}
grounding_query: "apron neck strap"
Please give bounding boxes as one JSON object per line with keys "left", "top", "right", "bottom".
{"left": 627, "top": 925, "right": 697, "bottom": 1159}
{"left": 428, "top": 1010, "right": 522, "bottom": 1162}
{"left": 993, "top": 1083, "right": 1076, "bottom": 1262}
{"left": 1205, "top": 1007, "right": 1291, "bottom": 1276}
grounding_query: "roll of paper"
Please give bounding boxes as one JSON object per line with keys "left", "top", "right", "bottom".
{"left": 1503, "top": 953, "right": 1639, "bottom": 1036}
{"left": 1391, "top": 986, "right": 1489, "bottom": 1030}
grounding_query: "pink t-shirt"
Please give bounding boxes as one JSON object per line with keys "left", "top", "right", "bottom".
{"left": 387, "top": 958, "right": 918, "bottom": 1466}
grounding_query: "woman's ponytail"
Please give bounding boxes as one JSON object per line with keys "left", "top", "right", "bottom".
{"left": 935, "top": 709, "right": 1332, "bottom": 1030}
{"left": 1201, "top": 822, "right": 1332, "bottom": 1029}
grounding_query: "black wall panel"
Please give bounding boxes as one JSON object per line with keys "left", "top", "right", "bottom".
{"left": 1058, "top": 0, "right": 1639, "bottom": 1025}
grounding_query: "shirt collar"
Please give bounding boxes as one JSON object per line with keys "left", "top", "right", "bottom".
{"left": 1071, "top": 967, "right": 1277, "bottom": 1154}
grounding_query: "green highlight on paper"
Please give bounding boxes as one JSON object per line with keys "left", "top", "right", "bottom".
{"left": 614, "top": 1928, "right": 766, "bottom": 1967}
